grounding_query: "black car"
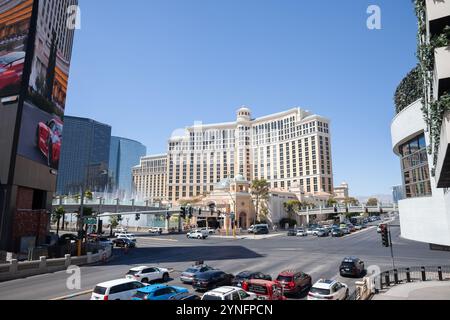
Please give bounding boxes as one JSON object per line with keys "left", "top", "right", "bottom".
{"left": 340, "top": 257, "right": 365, "bottom": 278}
{"left": 113, "top": 238, "right": 135, "bottom": 248}
{"left": 331, "top": 228, "right": 344, "bottom": 237}
{"left": 254, "top": 225, "right": 269, "bottom": 235}
{"left": 231, "top": 271, "right": 272, "bottom": 287}
{"left": 287, "top": 229, "right": 297, "bottom": 237}
{"left": 58, "top": 234, "right": 79, "bottom": 245}
{"left": 192, "top": 270, "right": 234, "bottom": 292}
{"left": 168, "top": 292, "right": 201, "bottom": 300}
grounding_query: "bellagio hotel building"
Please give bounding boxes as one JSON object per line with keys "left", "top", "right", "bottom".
{"left": 133, "top": 107, "right": 333, "bottom": 204}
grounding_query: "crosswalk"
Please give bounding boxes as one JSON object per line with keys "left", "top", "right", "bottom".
{"left": 136, "top": 237, "right": 196, "bottom": 248}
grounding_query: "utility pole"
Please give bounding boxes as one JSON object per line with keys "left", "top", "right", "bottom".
{"left": 388, "top": 225, "right": 396, "bottom": 270}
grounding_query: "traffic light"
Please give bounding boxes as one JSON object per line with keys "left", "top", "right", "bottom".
{"left": 189, "top": 207, "right": 194, "bottom": 216}
{"left": 117, "top": 215, "right": 123, "bottom": 222}
{"left": 180, "top": 207, "right": 186, "bottom": 219}
{"left": 334, "top": 206, "right": 338, "bottom": 213}
{"left": 381, "top": 224, "right": 390, "bottom": 247}
{"left": 135, "top": 213, "right": 141, "bottom": 221}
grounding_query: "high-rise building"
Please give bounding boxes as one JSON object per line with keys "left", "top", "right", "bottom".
{"left": 56, "top": 116, "right": 112, "bottom": 195}
{"left": 132, "top": 154, "right": 167, "bottom": 203}
{"left": 133, "top": 107, "right": 333, "bottom": 205}
{"left": 390, "top": 0, "right": 450, "bottom": 248}
{"left": 109, "top": 136, "right": 146, "bottom": 197}
{"left": 392, "top": 185, "right": 405, "bottom": 205}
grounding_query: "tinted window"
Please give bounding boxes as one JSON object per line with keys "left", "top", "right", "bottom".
{"left": 127, "top": 270, "right": 139, "bottom": 276}
{"left": 109, "top": 283, "right": 127, "bottom": 294}
{"left": 232, "top": 292, "right": 240, "bottom": 300}
{"left": 93, "top": 286, "right": 107, "bottom": 295}
{"left": 154, "top": 289, "right": 167, "bottom": 297}
{"left": 310, "top": 287, "right": 330, "bottom": 295}
{"left": 202, "top": 295, "right": 222, "bottom": 300}
{"left": 144, "top": 268, "right": 156, "bottom": 273}
{"left": 277, "top": 275, "right": 293, "bottom": 282}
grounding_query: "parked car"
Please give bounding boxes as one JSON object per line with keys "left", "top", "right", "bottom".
{"left": 307, "top": 279, "right": 349, "bottom": 300}
{"left": 168, "top": 292, "right": 201, "bottom": 300}
{"left": 202, "top": 287, "right": 257, "bottom": 300}
{"left": 192, "top": 270, "right": 234, "bottom": 292}
{"left": 253, "top": 225, "right": 270, "bottom": 235}
{"left": 232, "top": 271, "right": 272, "bottom": 288}
{"left": 148, "top": 227, "right": 163, "bottom": 235}
{"left": 275, "top": 270, "right": 312, "bottom": 296}
{"left": 98, "top": 237, "right": 113, "bottom": 248}
{"left": 296, "top": 228, "right": 308, "bottom": 237}
{"left": 37, "top": 118, "right": 63, "bottom": 167}
{"left": 340, "top": 227, "right": 350, "bottom": 235}
{"left": 116, "top": 233, "right": 137, "bottom": 242}
{"left": 306, "top": 228, "right": 317, "bottom": 236}
{"left": 91, "top": 279, "right": 146, "bottom": 300}
{"left": 346, "top": 224, "right": 356, "bottom": 233}
{"left": 354, "top": 225, "right": 363, "bottom": 231}
{"left": 315, "top": 228, "right": 329, "bottom": 237}
{"left": 187, "top": 230, "right": 208, "bottom": 239}
{"left": 242, "top": 280, "right": 286, "bottom": 300}
{"left": 331, "top": 228, "right": 344, "bottom": 237}
{"left": 132, "top": 284, "right": 188, "bottom": 300}
{"left": 112, "top": 227, "right": 127, "bottom": 236}
{"left": 287, "top": 229, "right": 297, "bottom": 237}
{"left": 113, "top": 238, "right": 136, "bottom": 248}
{"left": 126, "top": 266, "right": 170, "bottom": 283}
{"left": 340, "top": 257, "right": 365, "bottom": 278}
{"left": 180, "top": 264, "right": 216, "bottom": 284}
{"left": 248, "top": 224, "right": 269, "bottom": 234}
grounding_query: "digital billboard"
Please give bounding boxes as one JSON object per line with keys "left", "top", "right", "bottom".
{"left": 16, "top": 0, "right": 76, "bottom": 170}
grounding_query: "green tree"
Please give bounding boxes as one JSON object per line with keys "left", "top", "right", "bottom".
{"left": 327, "top": 197, "right": 337, "bottom": 207}
{"left": 251, "top": 179, "right": 270, "bottom": 224}
{"left": 344, "top": 197, "right": 359, "bottom": 206}
{"left": 367, "top": 198, "right": 378, "bottom": 207}
{"left": 109, "top": 216, "right": 120, "bottom": 236}
{"left": 283, "top": 200, "right": 301, "bottom": 220}
{"left": 52, "top": 206, "right": 65, "bottom": 235}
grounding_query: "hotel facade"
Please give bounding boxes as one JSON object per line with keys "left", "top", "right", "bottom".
{"left": 133, "top": 107, "right": 333, "bottom": 205}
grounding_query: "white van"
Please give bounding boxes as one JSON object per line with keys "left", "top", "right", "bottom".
{"left": 90, "top": 279, "right": 146, "bottom": 301}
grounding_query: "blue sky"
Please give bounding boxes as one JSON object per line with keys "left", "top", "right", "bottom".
{"left": 66, "top": 0, "right": 419, "bottom": 197}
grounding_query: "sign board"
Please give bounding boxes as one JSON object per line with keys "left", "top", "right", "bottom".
{"left": 84, "top": 217, "right": 97, "bottom": 225}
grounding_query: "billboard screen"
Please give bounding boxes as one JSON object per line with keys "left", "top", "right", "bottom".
{"left": 17, "top": 0, "right": 76, "bottom": 170}
{"left": 0, "top": 0, "right": 33, "bottom": 99}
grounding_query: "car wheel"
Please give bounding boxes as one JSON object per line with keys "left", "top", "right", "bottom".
{"left": 197, "top": 236, "right": 202, "bottom": 239}
{"left": 163, "top": 273, "right": 169, "bottom": 282}
{"left": 141, "top": 278, "right": 149, "bottom": 284}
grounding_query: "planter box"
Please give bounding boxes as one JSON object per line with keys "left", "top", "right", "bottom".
{"left": 426, "top": 0, "right": 450, "bottom": 22}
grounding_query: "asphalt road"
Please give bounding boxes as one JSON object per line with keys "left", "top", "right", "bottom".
{"left": 1, "top": 216, "right": 450, "bottom": 300}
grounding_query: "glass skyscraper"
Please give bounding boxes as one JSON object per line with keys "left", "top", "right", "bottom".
{"left": 56, "top": 116, "right": 112, "bottom": 195}
{"left": 109, "top": 136, "right": 146, "bottom": 197}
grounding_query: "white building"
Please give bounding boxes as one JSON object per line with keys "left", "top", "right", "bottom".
{"left": 390, "top": 0, "right": 450, "bottom": 248}
{"left": 132, "top": 154, "right": 167, "bottom": 203}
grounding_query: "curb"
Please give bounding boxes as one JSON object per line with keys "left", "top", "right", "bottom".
{"left": 50, "top": 289, "right": 93, "bottom": 300}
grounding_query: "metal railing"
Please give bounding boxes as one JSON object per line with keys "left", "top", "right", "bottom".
{"left": 379, "top": 266, "right": 450, "bottom": 290}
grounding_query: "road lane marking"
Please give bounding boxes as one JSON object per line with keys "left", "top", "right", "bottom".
{"left": 136, "top": 237, "right": 178, "bottom": 242}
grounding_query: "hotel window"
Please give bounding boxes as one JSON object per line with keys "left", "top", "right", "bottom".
{"left": 399, "top": 134, "right": 431, "bottom": 198}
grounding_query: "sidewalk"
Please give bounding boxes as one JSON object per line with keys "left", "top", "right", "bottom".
{"left": 372, "top": 281, "right": 450, "bottom": 300}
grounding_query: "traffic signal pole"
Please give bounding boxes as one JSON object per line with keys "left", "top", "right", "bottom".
{"left": 388, "top": 225, "right": 396, "bottom": 270}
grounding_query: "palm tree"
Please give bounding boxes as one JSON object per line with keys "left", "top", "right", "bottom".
{"left": 251, "top": 179, "right": 270, "bottom": 224}
{"left": 109, "top": 215, "right": 120, "bottom": 236}
{"left": 283, "top": 200, "right": 301, "bottom": 220}
{"left": 52, "top": 206, "right": 65, "bottom": 235}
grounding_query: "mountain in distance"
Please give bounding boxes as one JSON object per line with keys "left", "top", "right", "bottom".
{"left": 355, "top": 194, "right": 393, "bottom": 204}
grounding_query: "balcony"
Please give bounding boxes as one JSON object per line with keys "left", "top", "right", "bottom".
{"left": 435, "top": 111, "right": 450, "bottom": 187}
{"left": 427, "top": 0, "right": 450, "bottom": 37}
{"left": 434, "top": 46, "right": 450, "bottom": 98}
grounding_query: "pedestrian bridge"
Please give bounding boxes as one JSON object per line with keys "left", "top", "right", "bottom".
{"left": 296, "top": 204, "right": 398, "bottom": 217}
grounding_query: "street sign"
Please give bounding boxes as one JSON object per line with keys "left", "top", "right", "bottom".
{"left": 84, "top": 217, "right": 97, "bottom": 225}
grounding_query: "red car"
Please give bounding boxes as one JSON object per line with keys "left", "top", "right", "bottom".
{"left": 0, "top": 51, "right": 25, "bottom": 92}
{"left": 242, "top": 279, "right": 286, "bottom": 300}
{"left": 37, "top": 118, "right": 63, "bottom": 167}
{"left": 275, "top": 270, "right": 312, "bottom": 296}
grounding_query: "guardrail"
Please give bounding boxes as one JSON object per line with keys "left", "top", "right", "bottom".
{"left": 378, "top": 266, "right": 450, "bottom": 290}
{"left": 0, "top": 246, "right": 112, "bottom": 282}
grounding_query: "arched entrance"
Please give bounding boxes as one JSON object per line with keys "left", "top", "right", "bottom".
{"left": 239, "top": 212, "right": 248, "bottom": 229}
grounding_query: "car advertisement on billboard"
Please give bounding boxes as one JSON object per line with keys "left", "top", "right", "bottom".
{"left": 0, "top": 0, "right": 33, "bottom": 100}
{"left": 16, "top": 0, "right": 76, "bottom": 170}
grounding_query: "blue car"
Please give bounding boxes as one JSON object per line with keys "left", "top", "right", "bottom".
{"left": 132, "top": 284, "right": 188, "bottom": 300}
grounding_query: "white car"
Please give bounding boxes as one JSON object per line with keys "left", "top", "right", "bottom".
{"left": 296, "top": 228, "right": 308, "bottom": 237}
{"left": 91, "top": 279, "right": 146, "bottom": 301}
{"left": 202, "top": 287, "right": 258, "bottom": 300}
{"left": 125, "top": 266, "right": 170, "bottom": 283}
{"left": 187, "top": 230, "right": 208, "bottom": 239}
{"left": 113, "top": 228, "right": 127, "bottom": 236}
{"left": 149, "top": 227, "right": 163, "bottom": 234}
{"left": 200, "top": 227, "right": 216, "bottom": 235}
{"left": 307, "top": 279, "right": 349, "bottom": 301}
{"left": 117, "top": 233, "right": 137, "bottom": 242}
{"left": 306, "top": 228, "right": 317, "bottom": 236}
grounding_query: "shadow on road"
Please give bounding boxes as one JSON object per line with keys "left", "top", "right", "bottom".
{"left": 109, "top": 246, "right": 265, "bottom": 265}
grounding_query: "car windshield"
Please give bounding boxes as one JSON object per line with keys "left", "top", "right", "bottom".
{"left": 276, "top": 276, "right": 292, "bottom": 282}
{"left": 93, "top": 286, "right": 107, "bottom": 295}
{"left": 185, "top": 268, "right": 198, "bottom": 273}
{"left": 196, "top": 273, "right": 214, "bottom": 280}
{"left": 310, "top": 287, "right": 330, "bottom": 295}
{"left": 341, "top": 262, "right": 355, "bottom": 267}
{"left": 202, "top": 295, "right": 222, "bottom": 300}
{"left": 0, "top": 52, "right": 24, "bottom": 65}
{"left": 248, "top": 284, "right": 268, "bottom": 295}
{"left": 236, "top": 272, "right": 251, "bottom": 279}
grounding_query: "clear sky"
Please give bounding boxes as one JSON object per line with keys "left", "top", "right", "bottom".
{"left": 65, "top": 0, "right": 419, "bottom": 197}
